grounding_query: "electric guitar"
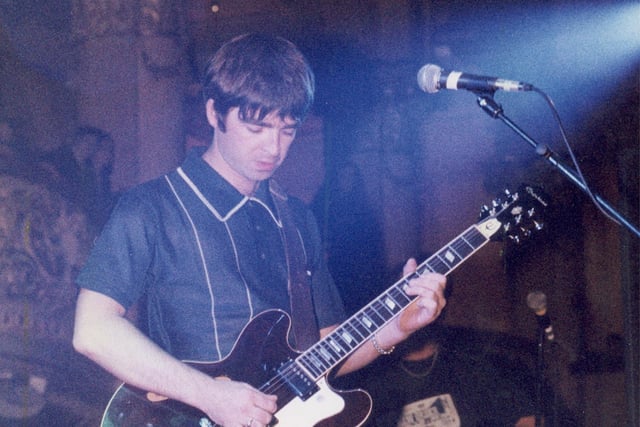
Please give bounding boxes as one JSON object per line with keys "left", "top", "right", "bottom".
{"left": 101, "top": 185, "right": 547, "bottom": 427}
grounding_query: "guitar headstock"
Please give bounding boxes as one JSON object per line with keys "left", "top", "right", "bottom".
{"left": 479, "top": 184, "right": 548, "bottom": 244}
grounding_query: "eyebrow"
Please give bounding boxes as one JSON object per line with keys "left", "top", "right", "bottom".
{"left": 243, "top": 117, "right": 300, "bottom": 129}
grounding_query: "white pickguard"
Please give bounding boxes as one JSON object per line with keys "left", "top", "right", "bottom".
{"left": 273, "top": 377, "right": 344, "bottom": 426}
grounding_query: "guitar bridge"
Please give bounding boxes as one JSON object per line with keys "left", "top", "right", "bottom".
{"left": 277, "top": 360, "right": 319, "bottom": 401}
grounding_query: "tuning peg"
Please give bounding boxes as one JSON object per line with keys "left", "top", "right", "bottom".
{"left": 479, "top": 205, "right": 490, "bottom": 219}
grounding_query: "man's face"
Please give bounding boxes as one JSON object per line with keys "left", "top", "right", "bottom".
{"left": 206, "top": 103, "right": 299, "bottom": 194}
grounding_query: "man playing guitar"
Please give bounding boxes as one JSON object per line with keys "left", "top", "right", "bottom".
{"left": 73, "top": 33, "right": 447, "bottom": 427}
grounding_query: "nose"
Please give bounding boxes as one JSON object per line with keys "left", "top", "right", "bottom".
{"left": 262, "top": 129, "right": 281, "bottom": 157}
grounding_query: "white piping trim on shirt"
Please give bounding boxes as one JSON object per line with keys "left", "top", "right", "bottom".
{"left": 178, "top": 167, "right": 283, "bottom": 229}
{"left": 165, "top": 174, "right": 223, "bottom": 360}
{"left": 223, "top": 224, "right": 254, "bottom": 319}
{"left": 248, "top": 196, "right": 283, "bottom": 228}
{"left": 177, "top": 167, "right": 247, "bottom": 222}
{"left": 175, "top": 167, "right": 265, "bottom": 338}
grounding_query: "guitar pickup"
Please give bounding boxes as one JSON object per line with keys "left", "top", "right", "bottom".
{"left": 277, "top": 360, "right": 319, "bottom": 401}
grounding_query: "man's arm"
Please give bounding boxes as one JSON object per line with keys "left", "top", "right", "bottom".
{"left": 73, "top": 288, "right": 277, "bottom": 426}
{"left": 329, "top": 258, "right": 447, "bottom": 376}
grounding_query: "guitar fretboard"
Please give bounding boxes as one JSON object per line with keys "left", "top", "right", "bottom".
{"left": 297, "top": 223, "right": 492, "bottom": 379}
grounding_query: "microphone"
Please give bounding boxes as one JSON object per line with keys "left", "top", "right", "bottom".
{"left": 417, "top": 63, "right": 533, "bottom": 94}
{"left": 526, "top": 291, "right": 555, "bottom": 342}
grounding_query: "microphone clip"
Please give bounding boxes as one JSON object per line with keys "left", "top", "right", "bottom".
{"left": 476, "top": 93, "right": 503, "bottom": 119}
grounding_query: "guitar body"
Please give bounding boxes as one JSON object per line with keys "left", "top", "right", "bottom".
{"left": 101, "top": 310, "right": 372, "bottom": 427}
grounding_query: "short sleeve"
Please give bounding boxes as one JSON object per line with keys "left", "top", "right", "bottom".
{"left": 76, "top": 185, "right": 159, "bottom": 310}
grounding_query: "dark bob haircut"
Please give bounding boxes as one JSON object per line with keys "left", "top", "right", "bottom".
{"left": 202, "top": 33, "right": 315, "bottom": 128}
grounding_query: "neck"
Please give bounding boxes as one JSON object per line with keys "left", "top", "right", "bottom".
{"left": 201, "top": 145, "right": 259, "bottom": 196}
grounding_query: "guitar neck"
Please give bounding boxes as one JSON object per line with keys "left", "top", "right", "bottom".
{"left": 297, "top": 217, "right": 500, "bottom": 379}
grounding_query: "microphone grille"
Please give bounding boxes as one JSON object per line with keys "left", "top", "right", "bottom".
{"left": 417, "top": 64, "right": 442, "bottom": 93}
{"left": 526, "top": 291, "right": 547, "bottom": 313}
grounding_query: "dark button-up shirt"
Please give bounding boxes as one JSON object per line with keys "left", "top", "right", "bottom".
{"left": 77, "top": 148, "right": 345, "bottom": 360}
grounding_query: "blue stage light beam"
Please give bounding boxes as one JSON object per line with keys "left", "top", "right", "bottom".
{"left": 432, "top": 1, "right": 640, "bottom": 136}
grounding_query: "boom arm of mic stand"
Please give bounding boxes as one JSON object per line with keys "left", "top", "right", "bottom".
{"left": 475, "top": 93, "right": 640, "bottom": 238}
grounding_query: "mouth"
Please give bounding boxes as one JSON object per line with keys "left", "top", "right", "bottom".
{"left": 255, "top": 160, "right": 278, "bottom": 172}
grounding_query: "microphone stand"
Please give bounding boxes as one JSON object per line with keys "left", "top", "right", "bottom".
{"left": 534, "top": 326, "right": 546, "bottom": 427}
{"left": 474, "top": 92, "right": 640, "bottom": 427}
{"left": 474, "top": 92, "right": 640, "bottom": 238}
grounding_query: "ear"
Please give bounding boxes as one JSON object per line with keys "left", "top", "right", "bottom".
{"left": 205, "top": 99, "right": 219, "bottom": 129}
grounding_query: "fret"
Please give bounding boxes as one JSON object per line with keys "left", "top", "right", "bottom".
{"left": 381, "top": 293, "right": 401, "bottom": 313}
{"left": 303, "top": 351, "right": 327, "bottom": 376}
{"left": 330, "top": 329, "right": 355, "bottom": 353}
{"left": 435, "top": 252, "right": 454, "bottom": 269}
{"left": 354, "top": 312, "right": 378, "bottom": 335}
{"left": 463, "top": 227, "right": 487, "bottom": 248}
{"left": 337, "top": 327, "right": 358, "bottom": 349}
{"left": 443, "top": 245, "right": 463, "bottom": 263}
{"left": 417, "top": 262, "right": 435, "bottom": 275}
{"left": 387, "top": 284, "right": 412, "bottom": 307}
{"left": 370, "top": 299, "right": 395, "bottom": 321}
{"left": 450, "top": 242, "right": 473, "bottom": 260}
{"left": 344, "top": 317, "right": 369, "bottom": 339}
{"left": 317, "top": 340, "right": 340, "bottom": 362}
{"left": 298, "top": 353, "right": 320, "bottom": 377}
{"left": 425, "top": 257, "right": 449, "bottom": 274}
{"left": 311, "top": 346, "right": 330, "bottom": 366}
{"left": 345, "top": 306, "right": 385, "bottom": 341}
{"left": 326, "top": 336, "right": 346, "bottom": 355}
{"left": 315, "top": 343, "right": 334, "bottom": 363}
{"left": 362, "top": 304, "right": 387, "bottom": 325}
{"left": 453, "top": 234, "right": 476, "bottom": 254}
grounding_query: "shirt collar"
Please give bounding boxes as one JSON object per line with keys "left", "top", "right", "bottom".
{"left": 179, "top": 147, "right": 280, "bottom": 222}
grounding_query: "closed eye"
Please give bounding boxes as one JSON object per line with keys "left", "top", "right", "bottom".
{"left": 246, "top": 124, "right": 264, "bottom": 134}
{"left": 281, "top": 128, "right": 297, "bottom": 137}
